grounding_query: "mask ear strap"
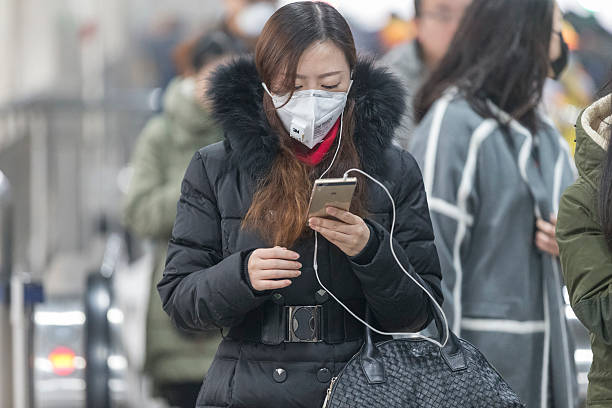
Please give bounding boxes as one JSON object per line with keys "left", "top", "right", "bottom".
{"left": 262, "top": 82, "right": 286, "bottom": 109}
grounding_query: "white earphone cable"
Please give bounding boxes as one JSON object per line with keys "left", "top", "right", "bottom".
{"left": 311, "top": 114, "right": 450, "bottom": 348}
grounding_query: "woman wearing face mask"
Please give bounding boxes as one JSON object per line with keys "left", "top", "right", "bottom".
{"left": 157, "top": 2, "right": 442, "bottom": 407}
{"left": 409, "top": 0, "right": 577, "bottom": 407}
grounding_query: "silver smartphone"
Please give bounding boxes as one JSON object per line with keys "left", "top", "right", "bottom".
{"left": 307, "top": 177, "right": 358, "bottom": 219}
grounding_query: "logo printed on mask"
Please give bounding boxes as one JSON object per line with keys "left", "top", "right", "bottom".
{"left": 292, "top": 127, "right": 303, "bottom": 141}
{"left": 262, "top": 81, "right": 353, "bottom": 149}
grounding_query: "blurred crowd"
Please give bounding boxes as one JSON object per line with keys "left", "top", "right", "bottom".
{"left": 115, "top": 1, "right": 612, "bottom": 408}
{"left": 3, "top": 0, "right": 610, "bottom": 407}
{"left": 137, "top": 0, "right": 610, "bottom": 151}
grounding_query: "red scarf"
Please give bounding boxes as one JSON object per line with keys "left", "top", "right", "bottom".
{"left": 294, "top": 118, "right": 341, "bottom": 166}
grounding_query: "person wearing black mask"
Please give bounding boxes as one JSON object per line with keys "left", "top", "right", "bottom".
{"left": 551, "top": 30, "right": 569, "bottom": 80}
{"left": 409, "top": 0, "right": 577, "bottom": 406}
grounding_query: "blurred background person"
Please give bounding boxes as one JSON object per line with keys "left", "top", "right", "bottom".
{"left": 171, "top": 31, "right": 243, "bottom": 89}
{"left": 143, "top": 14, "right": 187, "bottom": 91}
{"left": 122, "top": 30, "right": 239, "bottom": 408}
{"left": 222, "top": 0, "right": 277, "bottom": 51}
{"left": 557, "top": 85, "right": 612, "bottom": 407}
{"left": 381, "top": 0, "right": 472, "bottom": 148}
{"left": 410, "top": 0, "right": 579, "bottom": 406}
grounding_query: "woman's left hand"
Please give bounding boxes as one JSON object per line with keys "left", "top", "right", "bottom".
{"left": 535, "top": 215, "right": 560, "bottom": 257}
{"left": 309, "top": 207, "right": 370, "bottom": 257}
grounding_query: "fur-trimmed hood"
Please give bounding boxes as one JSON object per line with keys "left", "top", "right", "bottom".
{"left": 575, "top": 94, "right": 611, "bottom": 185}
{"left": 206, "top": 57, "right": 405, "bottom": 178}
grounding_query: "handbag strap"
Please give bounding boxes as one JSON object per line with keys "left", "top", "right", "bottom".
{"left": 359, "top": 306, "right": 467, "bottom": 385}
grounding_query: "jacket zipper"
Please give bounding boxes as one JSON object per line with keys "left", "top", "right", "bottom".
{"left": 322, "top": 376, "right": 337, "bottom": 408}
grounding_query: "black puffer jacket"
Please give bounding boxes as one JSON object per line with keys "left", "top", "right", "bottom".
{"left": 158, "top": 57, "right": 442, "bottom": 408}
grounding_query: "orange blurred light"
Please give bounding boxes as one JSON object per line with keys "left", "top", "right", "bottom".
{"left": 381, "top": 18, "right": 417, "bottom": 49}
{"left": 562, "top": 21, "right": 580, "bottom": 51}
{"left": 48, "top": 347, "right": 76, "bottom": 376}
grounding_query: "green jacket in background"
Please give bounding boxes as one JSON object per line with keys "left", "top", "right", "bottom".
{"left": 123, "top": 77, "right": 224, "bottom": 387}
{"left": 557, "top": 94, "right": 612, "bottom": 407}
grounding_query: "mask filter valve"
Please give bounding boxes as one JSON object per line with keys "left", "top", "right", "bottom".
{"left": 290, "top": 117, "right": 308, "bottom": 142}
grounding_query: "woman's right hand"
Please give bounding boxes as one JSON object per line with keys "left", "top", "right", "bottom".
{"left": 247, "top": 247, "right": 302, "bottom": 291}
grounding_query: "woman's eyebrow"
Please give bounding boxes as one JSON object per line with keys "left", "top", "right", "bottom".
{"left": 295, "top": 71, "right": 343, "bottom": 80}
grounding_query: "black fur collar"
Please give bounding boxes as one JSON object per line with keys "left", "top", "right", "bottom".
{"left": 207, "top": 56, "right": 405, "bottom": 178}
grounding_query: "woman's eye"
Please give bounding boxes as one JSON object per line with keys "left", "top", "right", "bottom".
{"left": 322, "top": 83, "right": 340, "bottom": 90}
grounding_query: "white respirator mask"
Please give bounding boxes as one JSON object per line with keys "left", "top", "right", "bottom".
{"left": 262, "top": 81, "right": 353, "bottom": 149}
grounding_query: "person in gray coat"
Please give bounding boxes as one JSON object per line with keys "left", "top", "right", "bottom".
{"left": 380, "top": 0, "right": 472, "bottom": 148}
{"left": 409, "top": 0, "right": 578, "bottom": 407}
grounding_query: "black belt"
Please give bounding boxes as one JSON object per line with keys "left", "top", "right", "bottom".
{"left": 228, "top": 298, "right": 366, "bottom": 345}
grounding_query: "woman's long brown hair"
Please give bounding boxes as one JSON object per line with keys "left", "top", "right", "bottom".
{"left": 243, "top": 1, "right": 366, "bottom": 248}
{"left": 414, "top": 0, "right": 554, "bottom": 133}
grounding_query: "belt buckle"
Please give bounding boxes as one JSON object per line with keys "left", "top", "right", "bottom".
{"left": 286, "top": 306, "right": 321, "bottom": 343}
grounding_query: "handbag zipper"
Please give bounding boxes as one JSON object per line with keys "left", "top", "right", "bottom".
{"left": 322, "top": 376, "right": 337, "bottom": 408}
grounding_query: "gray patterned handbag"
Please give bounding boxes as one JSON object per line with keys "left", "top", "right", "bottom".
{"left": 322, "top": 307, "right": 525, "bottom": 408}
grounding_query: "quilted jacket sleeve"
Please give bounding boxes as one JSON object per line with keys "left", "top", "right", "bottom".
{"left": 351, "top": 150, "right": 443, "bottom": 332}
{"left": 557, "top": 180, "right": 612, "bottom": 345}
{"left": 157, "top": 151, "right": 269, "bottom": 331}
